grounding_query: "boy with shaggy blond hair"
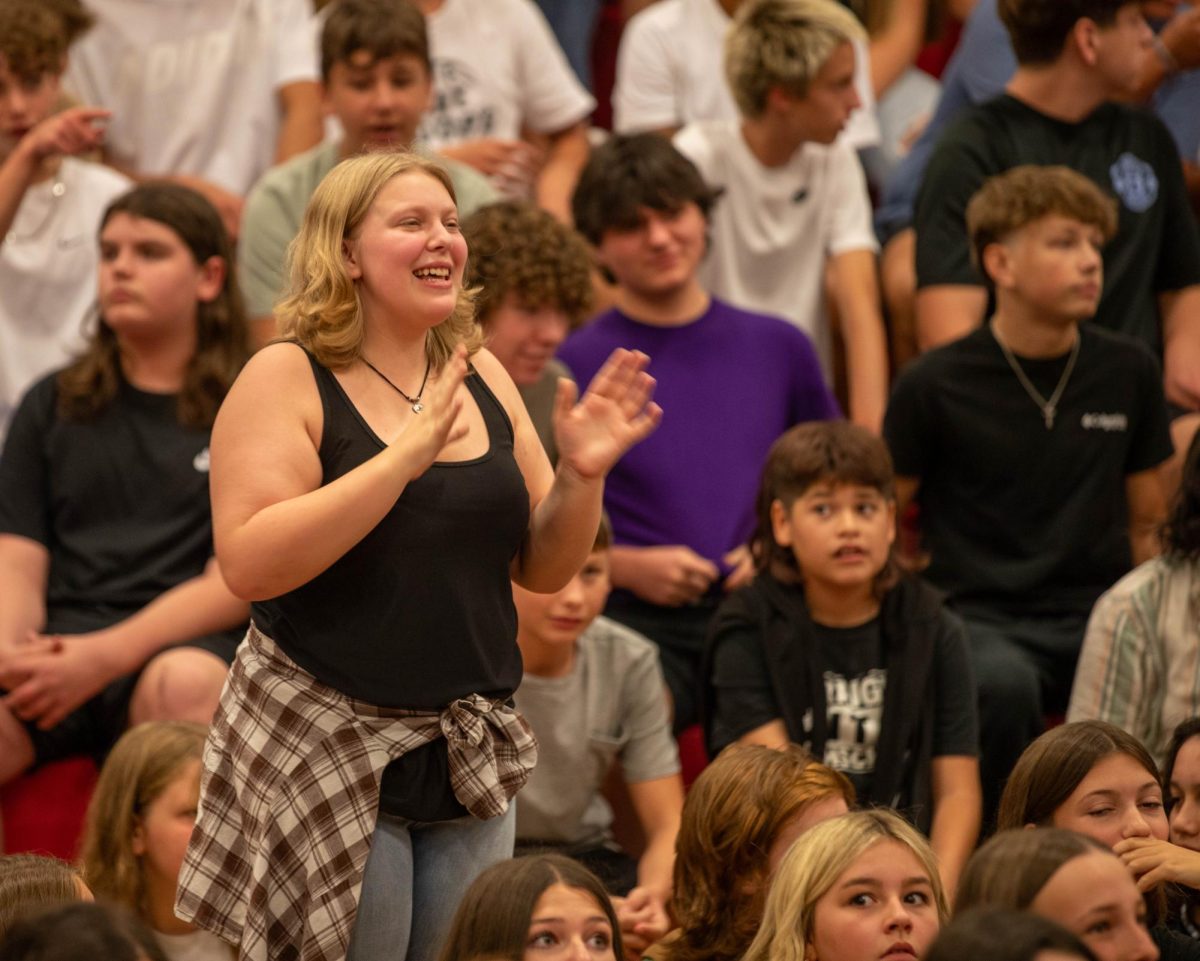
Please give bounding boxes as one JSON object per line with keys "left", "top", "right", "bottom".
{"left": 673, "top": 0, "right": 888, "bottom": 432}
{"left": 885, "top": 164, "right": 1174, "bottom": 822}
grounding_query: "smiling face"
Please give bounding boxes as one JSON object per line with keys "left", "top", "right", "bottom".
{"left": 1168, "top": 735, "right": 1200, "bottom": 852}
{"left": 1049, "top": 752, "right": 1168, "bottom": 849}
{"left": 484, "top": 292, "right": 571, "bottom": 386}
{"left": 343, "top": 170, "right": 467, "bottom": 331}
{"left": 98, "top": 212, "right": 222, "bottom": 340}
{"left": 808, "top": 840, "right": 940, "bottom": 961}
{"left": 524, "top": 883, "right": 617, "bottom": 961}
{"left": 1029, "top": 851, "right": 1158, "bottom": 961}
{"left": 595, "top": 201, "right": 707, "bottom": 303}
{"left": 325, "top": 49, "right": 433, "bottom": 155}
{"left": 771, "top": 481, "right": 895, "bottom": 599}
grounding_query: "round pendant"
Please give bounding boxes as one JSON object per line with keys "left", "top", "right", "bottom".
{"left": 412, "top": 402, "right": 424, "bottom": 413}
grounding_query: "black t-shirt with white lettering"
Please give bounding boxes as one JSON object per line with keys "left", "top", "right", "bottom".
{"left": 710, "top": 612, "right": 978, "bottom": 799}
{"left": 914, "top": 95, "right": 1200, "bottom": 355}
{"left": 884, "top": 323, "right": 1172, "bottom": 619}
{"left": 0, "top": 372, "right": 215, "bottom": 632}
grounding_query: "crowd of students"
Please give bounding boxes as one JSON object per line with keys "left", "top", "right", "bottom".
{"left": 2, "top": 0, "right": 1200, "bottom": 960}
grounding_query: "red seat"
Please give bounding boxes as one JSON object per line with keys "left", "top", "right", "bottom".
{"left": 1, "top": 758, "right": 98, "bottom": 859}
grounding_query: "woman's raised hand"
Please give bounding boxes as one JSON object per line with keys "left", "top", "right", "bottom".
{"left": 396, "top": 344, "right": 469, "bottom": 476}
{"left": 1115, "top": 836, "right": 1200, "bottom": 891}
{"left": 554, "top": 349, "right": 661, "bottom": 481}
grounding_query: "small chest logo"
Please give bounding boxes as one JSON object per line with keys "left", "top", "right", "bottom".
{"left": 193, "top": 447, "right": 210, "bottom": 472}
{"left": 1081, "top": 413, "right": 1128, "bottom": 432}
{"left": 1109, "top": 153, "right": 1158, "bottom": 213}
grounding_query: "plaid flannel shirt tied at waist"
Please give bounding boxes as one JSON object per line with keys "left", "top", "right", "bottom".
{"left": 175, "top": 621, "right": 538, "bottom": 961}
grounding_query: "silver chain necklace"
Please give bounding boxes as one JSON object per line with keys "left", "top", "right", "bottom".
{"left": 993, "top": 325, "right": 1080, "bottom": 430}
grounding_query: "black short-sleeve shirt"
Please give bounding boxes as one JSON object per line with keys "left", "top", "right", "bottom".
{"left": 0, "top": 373, "right": 214, "bottom": 631}
{"left": 914, "top": 95, "right": 1200, "bottom": 354}
{"left": 883, "top": 324, "right": 1173, "bottom": 618}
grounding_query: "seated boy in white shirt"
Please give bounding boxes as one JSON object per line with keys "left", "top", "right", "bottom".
{"left": 513, "top": 515, "right": 682, "bottom": 957}
{"left": 673, "top": 0, "right": 888, "bottom": 432}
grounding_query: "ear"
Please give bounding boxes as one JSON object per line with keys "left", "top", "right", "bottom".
{"left": 1071, "top": 17, "right": 1102, "bottom": 66}
{"left": 981, "top": 241, "right": 1015, "bottom": 291}
{"left": 131, "top": 817, "right": 146, "bottom": 857}
{"left": 765, "top": 84, "right": 795, "bottom": 115}
{"left": 343, "top": 238, "right": 363, "bottom": 280}
{"left": 195, "top": 255, "right": 226, "bottom": 304}
{"left": 770, "top": 498, "right": 793, "bottom": 548}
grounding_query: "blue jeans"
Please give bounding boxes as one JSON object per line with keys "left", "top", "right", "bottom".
{"left": 347, "top": 804, "right": 517, "bottom": 961}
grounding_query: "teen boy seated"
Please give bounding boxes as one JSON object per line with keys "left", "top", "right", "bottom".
{"left": 238, "top": 0, "right": 496, "bottom": 344}
{"left": 513, "top": 515, "right": 682, "bottom": 956}
{"left": 558, "top": 133, "right": 839, "bottom": 733}
{"left": 705, "top": 421, "right": 980, "bottom": 895}
{"left": 885, "top": 165, "right": 1174, "bottom": 822}
{"left": 0, "top": 2, "right": 130, "bottom": 438}
{"left": 912, "top": 0, "right": 1200, "bottom": 452}
{"left": 673, "top": 0, "right": 888, "bottom": 432}
{"left": 462, "top": 201, "right": 592, "bottom": 464}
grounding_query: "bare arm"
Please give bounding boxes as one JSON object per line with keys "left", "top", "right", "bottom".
{"left": 627, "top": 774, "right": 683, "bottom": 903}
{"left": 830, "top": 249, "right": 889, "bottom": 433}
{"left": 868, "top": 0, "right": 930, "bottom": 97}
{"left": 211, "top": 343, "right": 470, "bottom": 600}
{"left": 1160, "top": 286, "right": 1200, "bottom": 410}
{"left": 0, "top": 535, "right": 49, "bottom": 657}
{"left": 535, "top": 123, "right": 591, "bottom": 225}
{"left": 274, "top": 80, "right": 324, "bottom": 164}
{"left": 0, "top": 107, "right": 110, "bottom": 238}
{"left": 737, "top": 718, "right": 791, "bottom": 750}
{"left": 1126, "top": 467, "right": 1167, "bottom": 567}
{"left": 929, "top": 755, "right": 981, "bottom": 901}
{"left": 915, "top": 285, "right": 988, "bottom": 351}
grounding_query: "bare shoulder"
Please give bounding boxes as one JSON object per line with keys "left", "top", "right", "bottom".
{"left": 215, "top": 341, "right": 323, "bottom": 448}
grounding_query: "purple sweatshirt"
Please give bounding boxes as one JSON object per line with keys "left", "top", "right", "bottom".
{"left": 557, "top": 298, "right": 839, "bottom": 570}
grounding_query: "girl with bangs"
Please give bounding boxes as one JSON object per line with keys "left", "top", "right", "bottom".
{"left": 176, "top": 151, "right": 660, "bottom": 961}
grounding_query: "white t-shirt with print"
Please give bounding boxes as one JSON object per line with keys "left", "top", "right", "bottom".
{"left": 674, "top": 119, "right": 878, "bottom": 378}
{"left": 0, "top": 158, "right": 132, "bottom": 440}
{"left": 418, "top": 0, "right": 596, "bottom": 149}
{"left": 64, "top": 0, "right": 318, "bottom": 195}
{"left": 613, "top": 0, "right": 880, "bottom": 149}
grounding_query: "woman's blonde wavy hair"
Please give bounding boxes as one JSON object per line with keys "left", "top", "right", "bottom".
{"left": 276, "top": 149, "right": 482, "bottom": 370}
{"left": 742, "top": 809, "right": 948, "bottom": 961}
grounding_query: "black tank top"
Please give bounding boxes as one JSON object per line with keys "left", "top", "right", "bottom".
{"left": 252, "top": 350, "right": 530, "bottom": 709}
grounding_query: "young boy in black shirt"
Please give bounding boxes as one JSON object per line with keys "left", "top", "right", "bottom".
{"left": 886, "top": 164, "right": 1173, "bottom": 821}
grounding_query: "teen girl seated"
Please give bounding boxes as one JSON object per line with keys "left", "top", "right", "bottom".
{"left": 657, "top": 744, "right": 854, "bottom": 961}
{"left": 740, "top": 808, "right": 948, "bottom": 961}
{"left": 955, "top": 828, "right": 1158, "bottom": 961}
{"left": 926, "top": 908, "right": 1100, "bottom": 961}
{"left": 437, "top": 854, "right": 622, "bottom": 961}
{"left": 81, "top": 722, "right": 228, "bottom": 961}
{"left": 0, "top": 183, "right": 250, "bottom": 793}
{"left": 996, "top": 721, "right": 1200, "bottom": 960}
{"left": 705, "top": 420, "right": 981, "bottom": 892}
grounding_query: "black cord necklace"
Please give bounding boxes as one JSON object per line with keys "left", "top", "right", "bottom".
{"left": 362, "top": 354, "right": 431, "bottom": 413}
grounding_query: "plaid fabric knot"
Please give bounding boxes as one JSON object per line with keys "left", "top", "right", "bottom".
{"left": 443, "top": 693, "right": 538, "bottom": 819}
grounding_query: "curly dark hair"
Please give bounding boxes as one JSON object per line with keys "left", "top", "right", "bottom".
{"left": 57, "top": 182, "right": 250, "bottom": 428}
{"left": 0, "top": 2, "right": 68, "bottom": 81}
{"left": 463, "top": 201, "right": 594, "bottom": 329}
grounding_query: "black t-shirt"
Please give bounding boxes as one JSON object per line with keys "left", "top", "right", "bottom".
{"left": 0, "top": 372, "right": 215, "bottom": 632}
{"left": 710, "top": 609, "right": 978, "bottom": 799}
{"left": 914, "top": 94, "right": 1200, "bottom": 354}
{"left": 884, "top": 324, "right": 1173, "bottom": 618}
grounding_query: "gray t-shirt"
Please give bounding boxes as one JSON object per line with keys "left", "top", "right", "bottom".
{"left": 515, "top": 616, "right": 680, "bottom": 847}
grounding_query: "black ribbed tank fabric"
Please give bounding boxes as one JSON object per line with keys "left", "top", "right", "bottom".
{"left": 252, "top": 349, "right": 529, "bottom": 709}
